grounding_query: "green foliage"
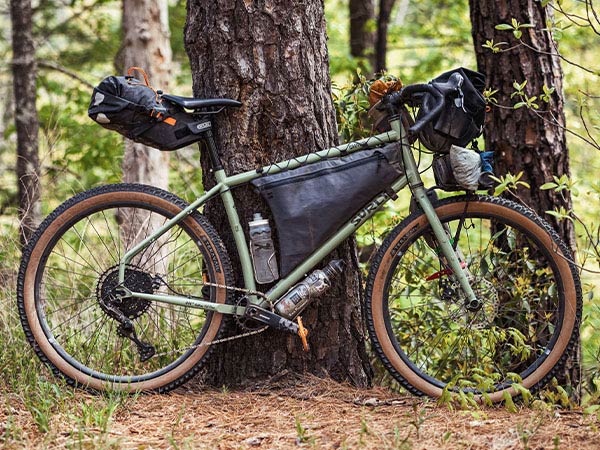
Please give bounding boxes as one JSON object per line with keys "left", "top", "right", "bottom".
{"left": 490, "top": 172, "right": 530, "bottom": 196}
{"left": 495, "top": 18, "right": 535, "bottom": 39}
{"left": 333, "top": 71, "right": 401, "bottom": 143}
{"left": 294, "top": 415, "right": 315, "bottom": 445}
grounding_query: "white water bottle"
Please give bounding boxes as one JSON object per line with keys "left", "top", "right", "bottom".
{"left": 249, "top": 213, "right": 279, "bottom": 284}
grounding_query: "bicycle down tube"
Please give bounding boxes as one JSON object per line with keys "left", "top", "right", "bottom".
{"left": 117, "top": 118, "right": 477, "bottom": 313}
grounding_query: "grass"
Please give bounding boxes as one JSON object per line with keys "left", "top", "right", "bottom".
{"left": 0, "top": 230, "right": 130, "bottom": 449}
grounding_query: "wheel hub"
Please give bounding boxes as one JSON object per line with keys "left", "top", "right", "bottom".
{"left": 97, "top": 265, "right": 155, "bottom": 320}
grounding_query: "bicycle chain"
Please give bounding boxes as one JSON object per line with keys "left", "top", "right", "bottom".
{"left": 150, "top": 278, "right": 274, "bottom": 359}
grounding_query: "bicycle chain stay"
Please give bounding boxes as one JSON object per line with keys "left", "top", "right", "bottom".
{"left": 149, "top": 278, "right": 273, "bottom": 359}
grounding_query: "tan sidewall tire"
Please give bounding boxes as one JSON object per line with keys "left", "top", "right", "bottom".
{"left": 369, "top": 199, "right": 579, "bottom": 402}
{"left": 22, "top": 188, "right": 230, "bottom": 392}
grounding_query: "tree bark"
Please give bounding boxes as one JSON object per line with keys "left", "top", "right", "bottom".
{"left": 350, "top": 0, "right": 375, "bottom": 73}
{"left": 375, "top": 0, "right": 396, "bottom": 74}
{"left": 10, "top": 0, "right": 41, "bottom": 245}
{"left": 185, "top": 0, "right": 372, "bottom": 387}
{"left": 469, "top": 0, "right": 580, "bottom": 396}
{"left": 120, "top": 0, "right": 173, "bottom": 189}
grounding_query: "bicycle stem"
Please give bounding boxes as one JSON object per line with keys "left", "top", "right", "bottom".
{"left": 390, "top": 117, "right": 479, "bottom": 306}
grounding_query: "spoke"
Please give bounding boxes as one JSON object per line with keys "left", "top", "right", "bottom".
{"left": 62, "top": 313, "right": 105, "bottom": 343}
{"left": 71, "top": 225, "right": 107, "bottom": 273}
{"left": 54, "top": 239, "right": 102, "bottom": 275}
{"left": 84, "top": 316, "right": 112, "bottom": 366}
{"left": 46, "top": 295, "right": 96, "bottom": 315}
{"left": 85, "top": 215, "right": 119, "bottom": 266}
{"left": 49, "top": 302, "right": 98, "bottom": 333}
{"left": 101, "top": 209, "right": 122, "bottom": 261}
{"left": 430, "top": 316, "right": 480, "bottom": 380}
{"left": 138, "top": 226, "right": 184, "bottom": 270}
{"left": 47, "top": 266, "right": 97, "bottom": 279}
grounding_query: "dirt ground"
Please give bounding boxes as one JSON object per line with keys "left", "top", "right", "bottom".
{"left": 3, "top": 375, "right": 600, "bottom": 449}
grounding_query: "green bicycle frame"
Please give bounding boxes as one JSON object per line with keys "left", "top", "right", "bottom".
{"left": 118, "top": 117, "right": 477, "bottom": 315}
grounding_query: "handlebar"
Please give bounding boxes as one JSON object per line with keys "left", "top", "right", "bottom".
{"left": 384, "top": 83, "right": 445, "bottom": 135}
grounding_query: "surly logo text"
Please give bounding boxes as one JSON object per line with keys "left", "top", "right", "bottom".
{"left": 351, "top": 193, "right": 388, "bottom": 227}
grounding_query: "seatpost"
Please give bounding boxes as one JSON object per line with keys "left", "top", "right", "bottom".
{"left": 203, "top": 128, "right": 224, "bottom": 171}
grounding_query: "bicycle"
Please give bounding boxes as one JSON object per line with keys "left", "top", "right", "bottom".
{"left": 17, "top": 72, "right": 582, "bottom": 402}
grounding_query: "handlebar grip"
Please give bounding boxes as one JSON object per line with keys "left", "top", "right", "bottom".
{"left": 385, "top": 83, "right": 445, "bottom": 135}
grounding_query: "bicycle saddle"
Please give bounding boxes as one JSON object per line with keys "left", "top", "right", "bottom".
{"left": 162, "top": 94, "right": 242, "bottom": 110}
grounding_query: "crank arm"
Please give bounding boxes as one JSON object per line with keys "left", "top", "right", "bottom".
{"left": 244, "top": 305, "right": 300, "bottom": 334}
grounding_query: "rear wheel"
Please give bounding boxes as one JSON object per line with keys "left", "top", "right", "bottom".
{"left": 366, "top": 195, "right": 581, "bottom": 402}
{"left": 18, "top": 183, "right": 234, "bottom": 392}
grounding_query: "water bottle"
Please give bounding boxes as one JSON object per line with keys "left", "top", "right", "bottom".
{"left": 249, "top": 213, "right": 279, "bottom": 284}
{"left": 274, "top": 260, "right": 345, "bottom": 319}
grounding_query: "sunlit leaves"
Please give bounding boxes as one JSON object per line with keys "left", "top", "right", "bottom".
{"left": 495, "top": 19, "right": 535, "bottom": 39}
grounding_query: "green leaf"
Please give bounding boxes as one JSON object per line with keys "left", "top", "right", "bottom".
{"left": 503, "top": 391, "right": 518, "bottom": 413}
{"left": 514, "top": 101, "right": 527, "bottom": 109}
{"left": 514, "top": 29, "right": 522, "bottom": 39}
{"left": 540, "top": 182, "right": 558, "bottom": 190}
{"left": 495, "top": 24, "right": 514, "bottom": 31}
{"left": 584, "top": 405, "right": 600, "bottom": 415}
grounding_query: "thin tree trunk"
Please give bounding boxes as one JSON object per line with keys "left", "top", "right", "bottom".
{"left": 185, "top": 0, "right": 372, "bottom": 387}
{"left": 120, "top": 0, "right": 173, "bottom": 190}
{"left": 10, "top": 0, "right": 41, "bottom": 245}
{"left": 119, "top": 0, "right": 174, "bottom": 275}
{"left": 469, "top": 0, "right": 580, "bottom": 397}
{"left": 375, "top": 0, "right": 396, "bottom": 74}
{"left": 350, "top": 0, "right": 375, "bottom": 74}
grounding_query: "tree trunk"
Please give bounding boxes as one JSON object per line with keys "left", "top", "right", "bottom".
{"left": 469, "top": 0, "right": 580, "bottom": 396}
{"left": 120, "top": 0, "right": 173, "bottom": 190}
{"left": 375, "top": 0, "right": 396, "bottom": 74}
{"left": 10, "top": 0, "right": 41, "bottom": 245}
{"left": 185, "top": 0, "right": 372, "bottom": 387}
{"left": 350, "top": 0, "right": 375, "bottom": 73}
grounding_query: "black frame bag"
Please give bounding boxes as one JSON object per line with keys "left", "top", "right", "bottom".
{"left": 251, "top": 144, "right": 404, "bottom": 276}
{"left": 417, "top": 67, "right": 486, "bottom": 153}
{"left": 88, "top": 68, "right": 208, "bottom": 151}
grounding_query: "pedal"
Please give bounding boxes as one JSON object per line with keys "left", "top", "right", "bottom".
{"left": 297, "top": 316, "right": 309, "bottom": 352}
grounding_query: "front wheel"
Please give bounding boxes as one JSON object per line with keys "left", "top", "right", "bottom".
{"left": 366, "top": 195, "right": 581, "bottom": 402}
{"left": 18, "top": 184, "right": 234, "bottom": 392}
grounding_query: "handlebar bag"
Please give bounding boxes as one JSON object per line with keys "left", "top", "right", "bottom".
{"left": 417, "top": 67, "right": 486, "bottom": 153}
{"left": 88, "top": 75, "right": 209, "bottom": 151}
{"left": 251, "top": 143, "right": 403, "bottom": 276}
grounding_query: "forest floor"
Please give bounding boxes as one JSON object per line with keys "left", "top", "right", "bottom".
{"left": 2, "top": 374, "right": 600, "bottom": 450}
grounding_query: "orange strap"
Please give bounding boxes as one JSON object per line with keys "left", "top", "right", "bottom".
{"left": 126, "top": 66, "right": 161, "bottom": 103}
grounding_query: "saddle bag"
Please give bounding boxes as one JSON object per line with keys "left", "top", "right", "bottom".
{"left": 88, "top": 67, "right": 208, "bottom": 151}
{"left": 252, "top": 144, "right": 404, "bottom": 276}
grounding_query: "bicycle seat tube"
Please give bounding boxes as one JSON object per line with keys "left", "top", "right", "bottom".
{"left": 389, "top": 117, "right": 478, "bottom": 305}
{"left": 206, "top": 129, "right": 259, "bottom": 296}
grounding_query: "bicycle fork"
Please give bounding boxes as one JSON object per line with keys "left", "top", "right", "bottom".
{"left": 400, "top": 144, "right": 479, "bottom": 309}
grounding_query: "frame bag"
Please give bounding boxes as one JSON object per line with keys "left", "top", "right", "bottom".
{"left": 88, "top": 68, "right": 208, "bottom": 151}
{"left": 252, "top": 144, "right": 404, "bottom": 276}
